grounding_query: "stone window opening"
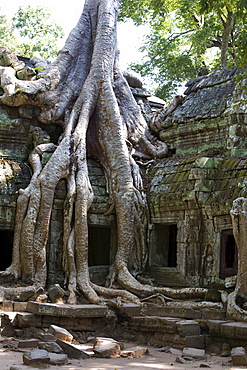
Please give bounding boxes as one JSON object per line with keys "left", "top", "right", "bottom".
{"left": 0, "top": 230, "right": 13, "bottom": 271}
{"left": 88, "top": 225, "right": 111, "bottom": 266}
{"left": 151, "top": 224, "right": 177, "bottom": 267}
{"left": 220, "top": 229, "right": 238, "bottom": 278}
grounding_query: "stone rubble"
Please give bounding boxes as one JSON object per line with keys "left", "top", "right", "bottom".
{"left": 1, "top": 320, "right": 245, "bottom": 369}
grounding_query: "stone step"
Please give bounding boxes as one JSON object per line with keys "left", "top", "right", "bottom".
{"left": 142, "top": 303, "right": 226, "bottom": 320}
{"left": 207, "top": 320, "right": 247, "bottom": 339}
{"left": 130, "top": 316, "right": 201, "bottom": 336}
{"left": 26, "top": 302, "right": 108, "bottom": 318}
{"left": 130, "top": 316, "right": 205, "bottom": 349}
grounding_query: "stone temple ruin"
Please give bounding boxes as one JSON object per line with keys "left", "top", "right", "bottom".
{"left": 0, "top": 67, "right": 245, "bottom": 290}
{"left": 1, "top": 52, "right": 247, "bottom": 364}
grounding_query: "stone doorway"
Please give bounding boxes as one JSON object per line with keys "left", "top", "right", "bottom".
{"left": 88, "top": 225, "right": 111, "bottom": 266}
{"left": 0, "top": 230, "right": 13, "bottom": 271}
{"left": 220, "top": 229, "right": 238, "bottom": 278}
{"left": 150, "top": 224, "right": 177, "bottom": 267}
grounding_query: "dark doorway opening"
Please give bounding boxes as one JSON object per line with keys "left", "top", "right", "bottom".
{"left": 0, "top": 230, "right": 13, "bottom": 270}
{"left": 88, "top": 225, "right": 111, "bottom": 266}
{"left": 220, "top": 229, "right": 238, "bottom": 278}
{"left": 151, "top": 224, "right": 177, "bottom": 267}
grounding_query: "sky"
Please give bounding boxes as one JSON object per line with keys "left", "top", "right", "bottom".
{"left": 0, "top": 0, "right": 147, "bottom": 69}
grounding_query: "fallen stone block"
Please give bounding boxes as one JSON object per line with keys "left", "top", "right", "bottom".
{"left": 39, "top": 332, "right": 57, "bottom": 342}
{"left": 182, "top": 347, "right": 205, "bottom": 360}
{"left": 121, "top": 346, "right": 149, "bottom": 357}
{"left": 183, "top": 356, "right": 194, "bottom": 361}
{"left": 48, "top": 284, "right": 65, "bottom": 303}
{"left": 94, "top": 337, "right": 124, "bottom": 350}
{"left": 231, "top": 346, "right": 247, "bottom": 366}
{"left": 48, "top": 352, "right": 68, "bottom": 365}
{"left": 56, "top": 338, "right": 90, "bottom": 359}
{"left": 48, "top": 324, "right": 73, "bottom": 343}
{"left": 38, "top": 341, "right": 64, "bottom": 353}
{"left": 18, "top": 339, "right": 39, "bottom": 348}
{"left": 94, "top": 342, "right": 121, "bottom": 358}
{"left": 176, "top": 356, "right": 189, "bottom": 364}
{"left": 19, "top": 287, "right": 44, "bottom": 302}
{"left": 22, "top": 349, "right": 50, "bottom": 366}
{"left": 93, "top": 337, "right": 123, "bottom": 357}
{"left": 19, "top": 288, "right": 37, "bottom": 302}
{"left": 168, "top": 348, "right": 182, "bottom": 355}
{"left": 10, "top": 366, "right": 29, "bottom": 370}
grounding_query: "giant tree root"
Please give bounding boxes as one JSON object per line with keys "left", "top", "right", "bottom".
{"left": 227, "top": 289, "right": 247, "bottom": 322}
{"left": 0, "top": 0, "right": 225, "bottom": 307}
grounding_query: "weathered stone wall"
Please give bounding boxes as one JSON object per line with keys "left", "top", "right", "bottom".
{"left": 145, "top": 155, "right": 247, "bottom": 288}
{"left": 0, "top": 103, "right": 112, "bottom": 284}
{"left": 144, "top": 68, "right": 247, "bottom": 289}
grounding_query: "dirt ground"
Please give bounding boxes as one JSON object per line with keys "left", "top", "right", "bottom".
{"left": 0, "top": 341, "right": 238, "bottom": 370}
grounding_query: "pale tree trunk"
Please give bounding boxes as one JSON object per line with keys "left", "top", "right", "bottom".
{"left": 228, "top": 197, "right": 247, "bottom": 321}
{"left": 220, "top": 10, "right": 234, "bottom": 69}
{"left": 0, "top": 0, "right": 222, "bottom": 305}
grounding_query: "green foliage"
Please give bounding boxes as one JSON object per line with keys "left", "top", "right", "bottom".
{"left": 119, "top": 0, "right": 247, "bottom": 99}
{"left": 0, "top": 11, "right": 16, "bottom": 50}
{"left": 0, "top": 6, "right": 64, "bottom": 59}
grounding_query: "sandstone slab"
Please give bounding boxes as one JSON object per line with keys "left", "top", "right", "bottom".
{"left": 93, "top": 342, "right": 121, "bottom": 358}
{"left": 39, "top": 332, "right": 56, "bottom": 342}
{"left": 23, "top": 349, "right": 50, "bottom": 366}
{"left": 18, "top": 339, "right": 39, "bottom": 348}
{"left": 182, "top": 347, "right": 205, "bottom": 359}
{"left": 56, "top": 338, "right": 90, "bottom": 359}
{"left": 27, "top": 301, "right": 108, "bottom": 317}
{"left": 38, "top": 341, "right": 64, "bottom": 353}
{"left": 121, "top": 346, "right": 149, "bottom": 357}
{"left": 94, "top": 337, "right": 124, "bottom": 350}
{"left": 48, "top": 352, "right": 68, "bottom": 365}
{"left": 48, "top": 324, "right": 73, "bottom": 343}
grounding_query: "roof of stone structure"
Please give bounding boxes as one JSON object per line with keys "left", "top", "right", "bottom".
{"left": 146, "top": 155, "right": 247, "bottom": 221}
{"left": 161, "top": 68, "right": 238, "bottom": 126}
